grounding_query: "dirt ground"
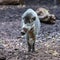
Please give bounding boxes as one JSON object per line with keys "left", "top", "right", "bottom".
{"left": 0, "top": 5, "right": 60, "bottom": 60}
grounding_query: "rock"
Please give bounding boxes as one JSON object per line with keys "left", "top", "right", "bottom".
{"left": 0, "top": 45, "right": 5, "bottom": 49}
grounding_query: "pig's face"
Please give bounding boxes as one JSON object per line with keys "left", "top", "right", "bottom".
{"left": 21, "top": 13, "right": 36, "bottom": 35}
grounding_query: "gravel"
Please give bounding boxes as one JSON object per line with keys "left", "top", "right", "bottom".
{"left": 0, "top": 5, "right": 60, "bottom": 60}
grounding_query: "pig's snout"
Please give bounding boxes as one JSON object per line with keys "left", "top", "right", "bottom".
{"left": 21, "top": 28, "right": 28, "bottom": 35}
{"left": 21, "top": 30, "right": 25, "bottom": 35}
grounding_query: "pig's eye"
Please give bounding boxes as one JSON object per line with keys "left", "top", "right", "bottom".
{"left": 32, "top": 17, "right": 36, "bottom": 21}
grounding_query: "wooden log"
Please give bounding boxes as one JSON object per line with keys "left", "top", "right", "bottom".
{"left": 0, "top": 0, "right": 24, "bottom": 5}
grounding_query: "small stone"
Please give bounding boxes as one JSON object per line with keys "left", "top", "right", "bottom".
{"left": 0, "top": 45, "right": 4, "bottom": 49}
